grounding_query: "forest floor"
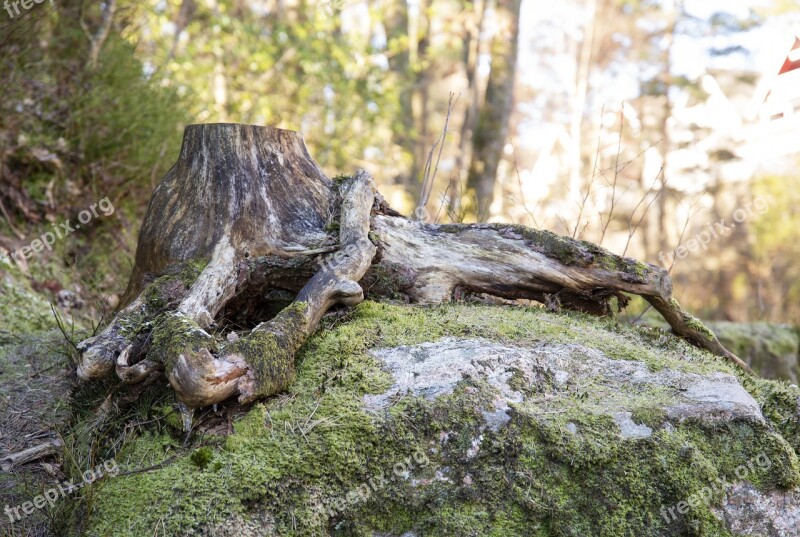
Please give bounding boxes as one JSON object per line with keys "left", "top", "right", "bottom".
{"left": 0, "top": 330, "right": 74, "bottom": 537}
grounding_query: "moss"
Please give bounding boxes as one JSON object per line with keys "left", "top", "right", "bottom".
{"left": 66, "top": 302, "right": 800, "bottom": 536}
{"left": 708, "top": 321, "right": 799, "bottom": 381}
{"left": 149, "top": 313, "right": 218, "bottom": 371}
{"left": 141, "top": 259, "right": 206, "bottom": 312}
{"left": 107, "top": 260, "right": 209, "bottom": 354}
{"left": 223, "top": 301, "right": 309, "bottom": 398}
{"left": 741, "top": 375, "right": 800, "bottom": 453}
{"left": 670, "top": 298, "right": 716, "bottom": 343}
{"left": 630, "top": 406, "right": 667, "bottom": 430}
{"left": 190, "top": 446, "right": 215, "bottom": 469}
{"left": 114, "top": 307, "right": 147, "bottom": 339}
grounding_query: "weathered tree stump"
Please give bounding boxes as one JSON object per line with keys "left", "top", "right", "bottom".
{"left": 77, "top": 123, "right": 752, "bottom": 409}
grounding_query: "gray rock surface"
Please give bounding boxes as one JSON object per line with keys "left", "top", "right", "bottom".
{"left": 364, "top": 337, "right": 765, "bottom": 430}
{"left": 715, "top": 483, "right": 800, "bottom": 536}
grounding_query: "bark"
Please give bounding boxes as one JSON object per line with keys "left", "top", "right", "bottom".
{"left": 77, "top": 123, "right": 753, "bottom": 410}
{"left": 450, "top": 0, "right": 489, "bottom": 220}
{"left": 81, "top": 0, "right": 117, "bottom": 69}
{"left": 465, "top": 0, "right": 522, "bottom": 221}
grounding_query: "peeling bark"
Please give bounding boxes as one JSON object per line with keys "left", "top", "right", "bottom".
{"left": 77, "top": 123, "right": 753, "bottom": 409}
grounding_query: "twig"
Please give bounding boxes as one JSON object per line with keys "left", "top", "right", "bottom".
{"left": 418, "top": 93, "right": 458, "bottom": 218}
{"left": 51, "top": 303, "right": 79, "bottom": 352}
{"left": 28, "top": 362, "right": 60, "bottom": 378}
{"left": 622, "top": 167, "right": 665, "bottom": 257}
{"left": 598, "top": 105, "right": 624, "bottom": 244}
{"left": 511, "top": 143, "right": 541, "bottom": 228}
{"left": 1, "top": 439, "right": 63, "bottom": 472}
{"left": 573, "top": 104, "right": 606, "bottom": 239}
{"left": 80, "top": 0, "right": 117, "bottom": 69}
{"left": 115, "top": 452, "right": 185, "bottom": 477}
{"left": 0, "top": 195, "right": 25, "bottom": 240}
{"left": 666, "top": 193, "right": 702, "bottom": 274}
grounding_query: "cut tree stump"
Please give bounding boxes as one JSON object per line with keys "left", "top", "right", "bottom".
{"left": 77, "top": 123, "right": 753, "bottom": 409}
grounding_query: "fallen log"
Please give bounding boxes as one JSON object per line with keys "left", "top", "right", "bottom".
{"left": 76, "top": 123, "right": 753, "bottom": 408}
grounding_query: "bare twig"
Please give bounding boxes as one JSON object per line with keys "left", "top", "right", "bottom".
{"left": 51, "top": 303, "right": 79, "bottom": 353}
{"left": 598, "top": 105, "right": 624, "bottom": 244}
{"left": 80, "top": 0, "right": 117, "bottom": 69}
{"left": 0, "top": 195, "right": 25, "bottom": 240}
{"left": 622, "top": 167, "right": 665, "bottom": 257}
{"left": 511, "top": 143, "right": 541, "bottom": 228}
{"left": 666, "top": 193, "right": 702, "bottom": 274}
{"left": 573, "top": 104, "right": 606, "bottom": 239}
{"left": 419, "top": 93, "right": 458, "bottom": 218}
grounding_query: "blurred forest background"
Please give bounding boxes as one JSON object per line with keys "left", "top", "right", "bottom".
{"left": 1, "top": 0, "right": 800, "bottom": 329}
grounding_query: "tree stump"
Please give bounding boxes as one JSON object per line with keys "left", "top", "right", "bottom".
{"left": 77, "top": 123, "right": 753, "bottom": 409}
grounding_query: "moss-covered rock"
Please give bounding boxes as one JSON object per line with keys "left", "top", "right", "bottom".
{"left": 62, "top": 302, "right": 800, "bottom": 536}
{"left": 708, "top": 322, "right": 800, "bottom": 383}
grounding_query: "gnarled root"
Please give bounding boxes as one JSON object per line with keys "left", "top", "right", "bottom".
{"left": 77, "top": 261, "right": 203, "bottom": 380}
{"left": 76, "top": 122, "right": 754, "bottom": 411}
{"left": 119, "top": 172, "right": 378, "bottom": 407}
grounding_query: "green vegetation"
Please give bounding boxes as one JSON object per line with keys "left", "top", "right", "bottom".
{"left": 56, "top": 302, "right": 800, "bottom": 536}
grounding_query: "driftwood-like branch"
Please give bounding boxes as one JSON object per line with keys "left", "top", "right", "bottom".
{"left": 1, "top": 439, "right": 63, "bottom": 472}
{"left": 76, "top": 123, "right": 753, "bottom": 409}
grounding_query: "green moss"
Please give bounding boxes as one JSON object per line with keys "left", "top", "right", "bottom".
{"left": 709, "top": 321, "right": 800, "bottom": 381}
{"left": 149, "top": 313, "right": 218, "bottom": 371}
{"left": 65, "top": 302, "right": 800, "bottom": 536}
{"left": 190, "top": 447, "right": 215, "bottom": 469}
{"left": 223, "top": 301, "right": 309, "bottom": 399}
{"left": 142, "top": 259, "right": 206, "bottom": 312}
{"left": 741, "top": 376, "right": 800, "bottom": 453}
{"left": 115, "top": 307, "right": 147, "bottom": 339}
{"left": 107, "top": 262, "right": 209, "bottom": 362}
{"left": 670, "top": 298, "right": 716, "bottom": 343}
{"left": 630, "top": 406, "right": 667, "bottom": 430}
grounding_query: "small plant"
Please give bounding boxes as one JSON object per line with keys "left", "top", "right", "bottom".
{"left": 190, "top": 447, "right": 214, "bottom": 469}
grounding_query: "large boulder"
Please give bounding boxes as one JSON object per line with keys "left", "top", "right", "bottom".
{"left": 61, "top": 302, "right": 800, "bottom": 536}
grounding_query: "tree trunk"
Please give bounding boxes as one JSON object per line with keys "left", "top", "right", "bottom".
{"left": 465, "top": 0, "right": 522, "bottom": 221}
{"left": 568, "top": 0, "right": 597, "bottom": 199}
{"left": 77, "top": 123, "right": 753, "bottom": 410}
